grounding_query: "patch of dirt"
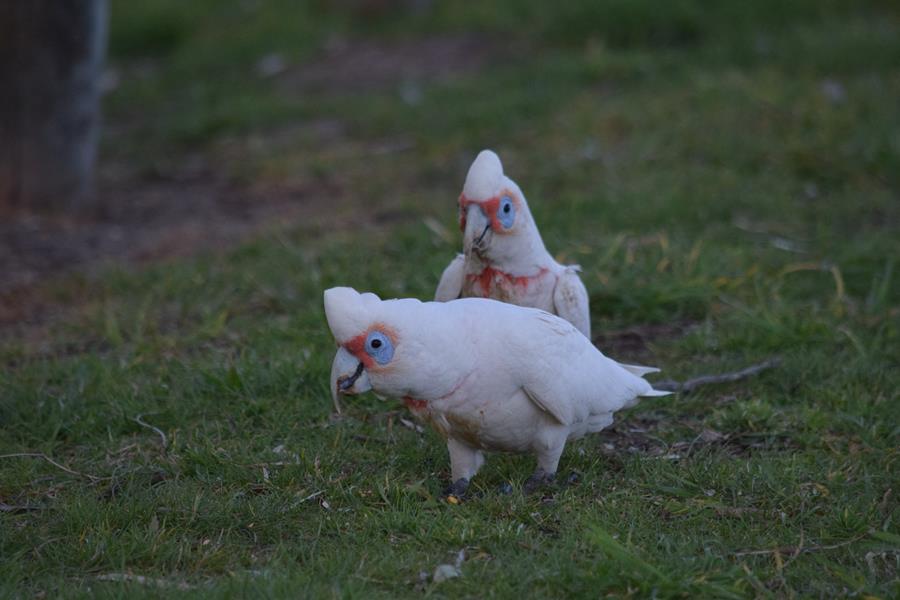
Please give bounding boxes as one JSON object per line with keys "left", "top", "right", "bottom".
{"left": 0, "top": 160, "right": 344, "bottom": 335}
{"left": 279, "top": 33, "right": 505, "bottom": 93}
{"left": 596, "top": 413, "right": 798, "bottom": 459}
{"left": 592, "top": 321, "right": 697, "bottom": 362}
{"left": 2, "top": 32, "right": 506, "bottom": 340}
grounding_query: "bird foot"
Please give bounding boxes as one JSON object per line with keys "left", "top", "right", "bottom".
{"left": 523, "top": 469, "right": 556, "bottom": 494}
{"left": 443, "top": 478, "right": 470, "bottom": 504}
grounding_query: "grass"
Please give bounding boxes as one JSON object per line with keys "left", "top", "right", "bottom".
{"left": 2, "top": 0, "right": 899, "bottom": 596}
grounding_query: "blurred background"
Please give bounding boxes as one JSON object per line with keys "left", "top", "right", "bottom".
{"left": 3, "top": 0, "right": 898, "bottom": 306}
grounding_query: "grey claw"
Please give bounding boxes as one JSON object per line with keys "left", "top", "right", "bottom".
{"left": 523, "top": 469, "right": 556, "bottom": 494}
{"left": 443, "top": 478, "right": 470, "bottom": 503}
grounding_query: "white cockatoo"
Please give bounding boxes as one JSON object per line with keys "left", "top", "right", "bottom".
{"left": 325, "top": 287, "right": 669, "bottom": 498}
{"left": 435, "top": 150, "right": 592, "bottom": 338}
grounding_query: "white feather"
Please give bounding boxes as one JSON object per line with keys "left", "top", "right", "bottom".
{"left": 325, "top": 288, "right": 670, "bottom": 483}
{"left": 617, "top": 363, "right": 661, "bottom": 377}
{"left": 435, "top": 254, "right": 465, "bottom": 301}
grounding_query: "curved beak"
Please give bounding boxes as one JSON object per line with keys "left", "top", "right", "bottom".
{"left": 330, "top": 346, "right": 371, "bottom": 413}
{"left": 463, "top": 203, "right": 492, "bottom": 256}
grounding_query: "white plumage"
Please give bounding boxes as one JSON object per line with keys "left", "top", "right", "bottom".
{"left": 325, "top": 287, "right": 669, "bottom": 495}
{"left": 435, "top": 149, "right": 592, "bottom": 338}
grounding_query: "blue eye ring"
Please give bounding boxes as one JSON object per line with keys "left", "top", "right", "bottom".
{"left": 498, "top": 195, "right": 516, "bottom": 229}
{"left": 365, "top": 331, "right": 394, "bottom": 365}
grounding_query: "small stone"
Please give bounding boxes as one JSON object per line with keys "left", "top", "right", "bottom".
{"left": 256, "top": 53, "right": 287, "bottom": 78}
{"left": 700, "top": 429, "right": 724, "bottom": 443}
{"left": 433, "top": 564, "right": 461, "bottom": 583}
{"left": 820, "top": 78, "right": 846, "bottom": 104}
{"left": 399, "top": 81, "right": 423, "bottom": 106}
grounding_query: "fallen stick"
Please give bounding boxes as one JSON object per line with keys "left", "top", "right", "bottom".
{"left": 96, "top": 573, "right": 192, "bottom": 590}
{"left": 732, "top": 532, "right": 866, "bottom": 558}
{"left": 653, "top": 358, "right": 781, "bottom": 393}
{"left": 0, "top": 502, "right": 44, "bottom": 513}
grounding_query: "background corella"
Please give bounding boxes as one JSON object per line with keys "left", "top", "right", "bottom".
{"left": 436, "top": 150, "right": 592, "bottom": 338}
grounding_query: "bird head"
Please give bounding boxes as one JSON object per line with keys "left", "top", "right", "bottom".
{"left": 458, "top": 150, "right": 547, "bottom": 267}
{"left": 324, "top": 287, "right": 458, "bottom": 409}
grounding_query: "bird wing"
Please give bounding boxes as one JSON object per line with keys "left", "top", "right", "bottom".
{"left": 435, "top": 254, "right": 466, "bottom": 301}
{"left": 517, "top": 311, "right": 651, "bottom": 426}
{"left": 552, "top": 266, "right": 591, "bottom": 338}
{"left": 517, "top": 311, "right": 595, "bottom": 426}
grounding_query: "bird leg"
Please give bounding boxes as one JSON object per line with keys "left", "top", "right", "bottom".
{"left": 525, "top": 431, "right": 566, "bottom": 493}
{"left": 444, "top": 438, "right": 484, "bottom": 503}
{"left": 523, "top": 467, "right": 556, "bottom": 493}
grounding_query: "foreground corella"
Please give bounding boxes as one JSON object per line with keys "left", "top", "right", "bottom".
{"left": 435, "top": 150, "right": 592, "bottom": 338}
{"left": 325, "top": 287, "right": 670, "bottom": 497}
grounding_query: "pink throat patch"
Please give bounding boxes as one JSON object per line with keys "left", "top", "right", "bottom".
{"left": 403, "top": 396, "right": 427, "bottom": 410}
{"left": 401, "top": 373, "right": 470, "bottom": 413}
{"left": 466, "top": 266, "right": 549, "bottom": 297}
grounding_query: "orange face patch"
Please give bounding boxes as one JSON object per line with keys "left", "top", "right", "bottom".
{"left": 458, "top": 191, "right": 518, "bottom": 233}
{"left": 342, "top": 322, "right": 398, "bottom": 369}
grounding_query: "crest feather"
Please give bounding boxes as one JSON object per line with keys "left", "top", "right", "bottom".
{"left": 462, "top": 149, "right": 504, "bottom": 200}
{"left": 324, "top": 287, "right": 381, "bottom": 342}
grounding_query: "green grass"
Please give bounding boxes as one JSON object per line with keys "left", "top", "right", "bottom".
{"left": 3, "top": 1, "right": 899, "bottom": 596}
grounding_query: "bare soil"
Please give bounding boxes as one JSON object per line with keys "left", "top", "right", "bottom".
{"left": 592, "top": 321, "right": 697, "bottom": 363}
{"left": 1, "top": 34, "right": 506, "bottom": 335}
{"left": 279, "top": 33, "right": 503, "bottom": 93}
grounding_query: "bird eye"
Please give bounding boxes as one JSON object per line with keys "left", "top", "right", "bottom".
{"left": 498, "top": 195, "right": 516, "bottom": 229}
{"left": 365, "top": 331, "right": 394, "bottom": 365}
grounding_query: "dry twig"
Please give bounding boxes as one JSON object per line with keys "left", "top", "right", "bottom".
{"left": 0, "top": 502, "right": 44, "bottom": 513}
{"left": 733, "top": 533, "right": 866, "bottom": 558}
{"left": 96, "top": 573, "right": 192, "bottom": 590}
{"left": 654, "top": 358, "right": 781, "bottom": 393}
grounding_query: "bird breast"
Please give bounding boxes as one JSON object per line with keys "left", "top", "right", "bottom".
{"left": 409, "top": 384, "right": 555, "bottom": 453}
{"left": 463, "top": 265, "right": 556, "bottom": 308}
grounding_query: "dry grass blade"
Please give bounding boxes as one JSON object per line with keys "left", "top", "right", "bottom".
{"left": 131, "top": 414, "right": 168, "bottom": 450}
{"left": 0, "top": 453, "right": 104, "bottom": 482}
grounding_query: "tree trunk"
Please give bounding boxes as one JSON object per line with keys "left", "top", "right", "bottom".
{"left": 0, "top": 0, "right": 108, "bottom": 214}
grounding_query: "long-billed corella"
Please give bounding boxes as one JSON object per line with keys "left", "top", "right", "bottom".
{"left": 435, "top": 149, "right": 592, "bottom": 338}
{"left": 325, "top": 287, "right": 670, "bottom": 499}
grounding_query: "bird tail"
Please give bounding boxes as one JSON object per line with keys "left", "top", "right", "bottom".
{"left": 640, "top": 388, "right": 673, "bottom": 397}
{"left": 622, "top": 386, "right": 672, "bottom": 408}
{"left": 617, "top": 362, "right": 660, "bottom": 377}
{"left": 616, "top": 362, "right": 672, "bottom": 407}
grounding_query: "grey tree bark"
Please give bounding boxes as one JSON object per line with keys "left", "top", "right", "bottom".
{"left": 0, "top": 0, "right": 108, "bottom": 213}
